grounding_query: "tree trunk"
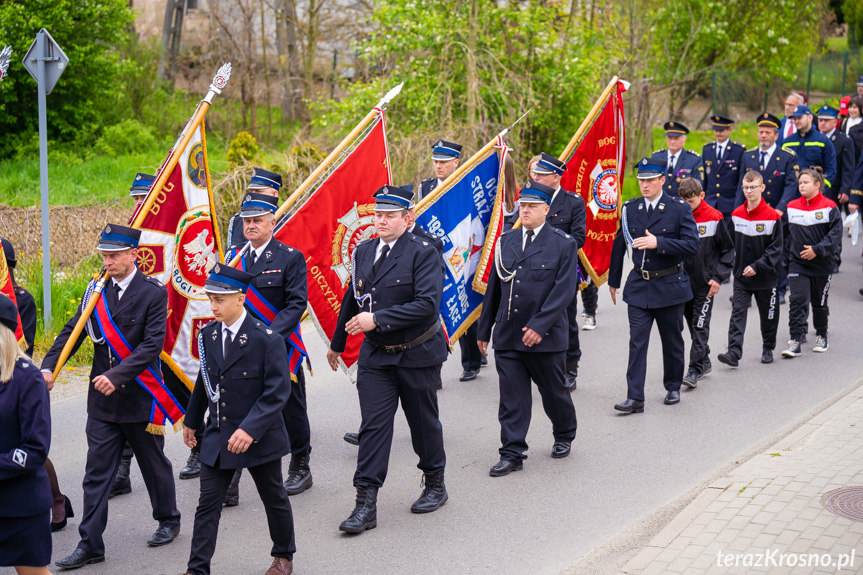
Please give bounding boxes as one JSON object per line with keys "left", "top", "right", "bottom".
{"left": 245, "top": 0, "right": 258, "bottom": 138}
{"left": 301, "top": 0, "right": 323, "bottom": 123}
{"left": 465, "top": 0, "right": 479, "bottom": 127}
{"left": 261, "top": 0, "right": 272, "bottom": 142}
{"left": 276, "top": 0, "right": 303, "bottom": 120}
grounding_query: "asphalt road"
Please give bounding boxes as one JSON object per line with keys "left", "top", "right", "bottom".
{"left": 8, "top": 236, "right": 863, "bottom": 575}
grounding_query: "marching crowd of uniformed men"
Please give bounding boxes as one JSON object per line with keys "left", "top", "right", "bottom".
{"left": 0, "top": 98, "right": 852, "bottom": 574}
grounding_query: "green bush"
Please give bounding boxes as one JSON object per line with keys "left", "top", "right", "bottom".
{"left": 93, "top": 119, "right": 158, "bottom": 158}
{"left": 226, "top": 131, "right": 260, "bottom": 166}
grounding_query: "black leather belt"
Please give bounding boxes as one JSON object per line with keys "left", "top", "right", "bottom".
{"left": 368, "top": 321, "right": 441, "bottom": 354}
{"left": 633, "top": 263, "right": 683, "bottom": 280}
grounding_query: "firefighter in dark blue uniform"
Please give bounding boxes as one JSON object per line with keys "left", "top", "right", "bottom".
{"left": 781, "top": 106, "right": 837, "bottom": 194}
{"left": 477, "top": 180, "right": 579, "bottom": 476}
{"left": 608, "top": 158, "right": 700, "bottom": 413}
{"left": 527, "top": 153, "right": 587, "bottom": 390}
{"left": 225, "top": 168, "right": 282, "bottom": 262}
{"left": 735, "top": 114, "right": 799, "bottom": 212}
{"left": 327, "top": 185, "right": 449, "bottom": 535}
{"left": 703, "top": 115, "right": 747, "bottom": 218}
{"left": 230, "top": 193, "right": 311, "bottom": 502}
{"left": 181, "top": 265, "right": 295, "bottom": 575}
{"left": 42, "top": 225, "right": 181, "bottom": 570}
{"left": 653, "top": 122, "right": 704, "bottom": 197}
{"left": 419, "top": 140, "right": 462, "bottom": 201}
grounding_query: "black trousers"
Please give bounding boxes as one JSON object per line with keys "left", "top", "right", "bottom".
{"left": 78, "top": 417, "right": 180, "bottom": 555}
{"left": 459, "top": 323, "right": 483, "bottom": 371}
{"left": 726, "top": 281, "right": 779, "bottom": 358}
{"left": 625, "top": 303, "right": 685, "bottom": 402}
{"left": 187, "top": 459, "right": 295, "bottom": 575}
{"left": 683, "top": 284, "right": 714, "bottom": 373}
{"left": 580, "top": 281, "right": 598, "bottom": 316}
{"left": 565, "top": 292, "right": 582, "bottom": 371}
{"left": 283, "top": 366, "right": 311, "bottom": 458}
{"left": 354, "top": 364, "right": 446, "bottom": 487}
{"left": 494, "top": 350, "right": 577, "bottom": 462}
{"left": 788, "top": 273, "right": 832, "bottom": 340}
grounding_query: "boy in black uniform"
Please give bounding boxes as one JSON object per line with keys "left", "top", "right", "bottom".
{"left": 718, "top": 171, "right": 783, "bottom": 367}
{"left": 781, "top": 168, "right": 842, "bottom": 358}
{"left": 180, "top": 264, "right": 295, "bottom": 575}
{"left": 477, "top": 180, "right": 579, "bottom": 476}
{"left": 678, "top": 179, "right": 733, "bottom": 387}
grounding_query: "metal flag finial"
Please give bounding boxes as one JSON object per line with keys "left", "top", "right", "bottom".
{"left": 376, "top": 82, "right": 404, "bottom": 110}
{"left": 210, "top": 62, "right": 232, "bottom": 94}
{"left": 0, "top": 46, "right": 12, "bottom": 82}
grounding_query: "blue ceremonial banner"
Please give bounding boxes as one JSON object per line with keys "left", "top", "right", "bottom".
{"left": 415, "top": 148, "right": 504, "bottom": 343}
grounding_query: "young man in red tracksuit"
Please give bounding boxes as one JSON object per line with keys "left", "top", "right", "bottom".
{"left": 718, "top": 170, "right": 784, "bottom": 367}
{"left": 781, "top": 168, "right": 843, "bottom": 358}
{"left": 678, "top": 179, "right": 734, "bottom": 387}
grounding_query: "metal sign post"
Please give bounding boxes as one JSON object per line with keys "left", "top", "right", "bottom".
{"left": 23, "top": 29, "right": 69, "bottom": 331}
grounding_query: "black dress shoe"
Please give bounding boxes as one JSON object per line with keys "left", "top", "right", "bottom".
{"left": 459, "top": 370, "right": 478, "bottom": 381}
{"left": 717, "top": 352, "right": 739, "bottom": 367}
{"left": 682, "top": 368, "right": 698, "bottom": 389}
{"left": 56, "top": 548, "right": 105, "bottom": 569}
{"left": 551, "top": 441, "right": 571, "bottom": 459}
{"left": 614, "top": 399, "right": 644, "bottom": 414}
{"left": 343, "top": 432, "right": 360, "bottom": 446}
{"left": 564, "top": 371, "right": 577, "bottom": 392}
{"left": 480, "top": 356, "right": 488, "bottom": 367}
{"left": 147, "top": 524, "right": 180, "bottom": 547}
{"left": 664, "top": 390, "right": 680, "bottom": 405}
{"left": 489, "top": 459, "right": 523, "bottom": 477}
{"left": 761, "top": 349, "right": 773, "bottom": 364}
{"left": 178, "top": 446, "right": 201, "bottom": 479}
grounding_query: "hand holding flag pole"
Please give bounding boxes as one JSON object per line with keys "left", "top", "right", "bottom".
{"left": 50, "top": 63, "right": 233, "bottom": 381}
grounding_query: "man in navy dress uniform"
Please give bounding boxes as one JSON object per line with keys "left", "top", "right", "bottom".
{"left": 327, "top": 185, "right": 449, "bottom": 534}
{"left": 419, "top": 140, "right": 462, "bottom": 200}
{"left": 225, "top": 168, "right": 282, "bottom": 262}
{"left": 477, "top": 180, "right": 579, "bottom": 476}
{"left": 180, "top": 265, "right": 295, "bottom": 575}
{"left": 528, "top": 153, "right": 587, "bottom": 390}
{"left": 735, "top": 114, "right": 799, "bottom": 213}
{"left": 781, "top": 105, "right": 837, "bottom": 194}
{"left": 43, "top": 224, "right": 181, "bottom": 570}
{"left": 231, "top": 193, "right": 311, "bottom": 499}
{"left": 653, "top": 122, "right": 704, "bottom": 197}
{"left": 608, "top": 158, "right": 700, "bottom": 413}
{"left": 703, "top": 115, "right": 747, "bottom": 219}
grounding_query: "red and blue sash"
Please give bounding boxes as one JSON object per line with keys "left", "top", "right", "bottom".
{"left": 93, "top": 292, "right": 185, "bottom": 434}
{"left": 241, "top": 257, "right": 310, "bottom": 382}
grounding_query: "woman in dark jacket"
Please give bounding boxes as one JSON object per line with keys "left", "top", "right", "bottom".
{"left": 0, "top": 296, "right": 53, "bottom": 574}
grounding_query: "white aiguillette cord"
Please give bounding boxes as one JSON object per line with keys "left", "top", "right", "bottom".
{"left": 493, "top": 237, "right": 517, "bottom": 320}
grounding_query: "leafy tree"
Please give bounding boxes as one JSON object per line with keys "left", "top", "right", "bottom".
{"left": 0, "top": 0, "right": 135, "bottom": 158}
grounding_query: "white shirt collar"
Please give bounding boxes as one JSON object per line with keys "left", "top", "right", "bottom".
{"left": 523, "top": 222, "right": 545, "bottom": 247}
{"left": 251, "top": 238, "right": 272, "bottom": 260}
{"left": 551, "top": 186, "right": 562, "bottom": 206}
{"left": 112, "top": 267, "right": 137, "bottom": 298}
{"left": 437, "top": 178, "right": 446, "bottom": 188}
{"left": 825, "top": 128, "right": 836, "bottom": 139}
{"left": 223, "top": 309, "right": 247, "bottom": 337}
{"left": 760, "top": 142, "right": 777, "bottom": 155}
{"left": 376, "top": 235, "right": 399, "bottom": 257}
{"left": 644, "top": 196, "right": 661, "bottom": 211}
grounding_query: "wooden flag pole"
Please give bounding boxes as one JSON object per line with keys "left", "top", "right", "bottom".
{"left": 51, "top": 63, "right": 233, "bottom": 381}
{"left": 228, "top": 82, "right": 404, "bottom": 267}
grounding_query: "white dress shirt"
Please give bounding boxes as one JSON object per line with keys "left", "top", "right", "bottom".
{"left": 644, "top": 196, "right": 661, "bottom": 213}
{"left": 523, "top": 222, "right": 545, "bottom": 249}
{"left": 249, "top": 238, "right": 272, "bottom": 263}
{"left": 758, "top": 143, "right": 777, "bottom": 169}
{"left": 222, "top": 309, "right": 247, "bottom": 356}
{"left": 112, "top": 267, "right": 137, "bottom": 301}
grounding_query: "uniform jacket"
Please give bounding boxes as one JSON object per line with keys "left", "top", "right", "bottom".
{"left": 826, "top": 129, "right": 856, "bottom": 202}
{"left": 242, "top": 238, "right": 308, "bottom": 340}
{"left": 781, "top": 129, "right": 837, "bottom": 192}
{"left": 477, "top": 224, "right": 579, "bottom": 353}
{"left": 730, "top": 198, "right": 784, "bottom": 290}
{"left": 331, "top": 232, "right": 448, "bottom": 368}
{"left": 848, "top": 122, "right": 863, "bottom": 158}
{"left": 0, "top": 358, "right": 52, "bottom": 517}
{"left": 703, "top": 140, "right": 747, "bottom": 216}
{"left": 14, "top": 287, "right": 37, "bottom": 356}
{"left": 684, "top": 201, "right": 734, "bottom": 286}
{"left": 410, "top": 224, "right": 444, "bottom": 256}
{"left": 850, "top": 153, "right": 863, "bottom": 207}
{"left": 503, "top": 187, "right": 587, "bottom": 248}
{"left": 735, "top": 147, "right": 799, "bottom": 211}
{"left": 419, "top": 177, "right": 439, "bottom": 200}
{"left": 608, "top": 193, "right": 700, "bottom": 308}
{"left": 186, "top": 315, "right": 291, "bottom": 469}
{"left": 42, "top": 269, "right": 168, "bottom": 423}
{"left": 653, "top": 148, "right": 704, "bottom": 197}
{"left": 783, "top": 193, "right": 842, "bottom": 276}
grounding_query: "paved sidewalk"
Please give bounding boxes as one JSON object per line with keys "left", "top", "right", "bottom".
{"left": 622, "top": 382, "right": 863, "bottom": 575}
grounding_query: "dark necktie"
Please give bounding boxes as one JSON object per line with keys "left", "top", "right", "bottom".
{"left": 250, "top": 250, "right": 258, "bottom": 267}
{"left": 110, "top": 283, "right": 121, "bottom": 309}
{"left": 372, "top": 244, "right": 390, "bottom": 277}
{"left": 223, "top": 330, "right": 233, "bottom": 360}
{"left": 523, "top": 229, "right": 535, "bottom": 251}
{"left": 718, "top": 145, "right": 724, "bottom": 163}
{"left": 647, "top": 204, "right": 654, "bottom": 218}
{"left": 760, "top": 151, "right": 767, "bottom": 171}
{"left": 668, "top": 155, "right": 676, "bottom": 176}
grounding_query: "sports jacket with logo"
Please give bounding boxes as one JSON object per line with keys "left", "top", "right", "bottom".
{"left": 730, "top": 198, "right": 783, "bottom": 290}
{"left": 684, "top": 200, "right": 733, "bottom": 287}
{"left": 783, "top": 193, "right": 842, "bottom": 276}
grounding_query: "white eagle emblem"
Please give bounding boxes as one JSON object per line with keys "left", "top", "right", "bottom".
{"left": 183, "top": 230, "right": 217, "bottom": 276}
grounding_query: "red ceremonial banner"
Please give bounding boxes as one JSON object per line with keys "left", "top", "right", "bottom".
{"left": 560, "top": 80, "right": 628, "bottom": 286}
{"left": 275, "top": 116, "right": 392, "bottom": 369}
{"left": 0, "top": 244, "right": 25, "bottom": 346}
